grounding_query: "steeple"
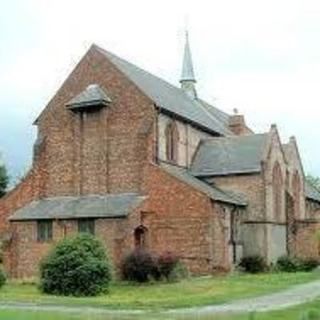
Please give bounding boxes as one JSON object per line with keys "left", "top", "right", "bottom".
{"left": 180, "top": 31, "right": 197, "bottom": 99}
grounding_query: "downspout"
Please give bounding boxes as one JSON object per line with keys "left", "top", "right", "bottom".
{"left": 186, "top": 124, "right": 189, "bottom": 167}
{"left": 79, "top": 111, "right": 84, "bottom": 195}
{"left": 105, "top": 107, "right": 110, "bottom": 193}
{"left": 261, "top": 160, "right": 269, "bottom": 262}
{"left": 230, "top": 205, "right": 238, "bottom": 265}
{"left": 154, "top": 104, "right": 160, "bottom": 164}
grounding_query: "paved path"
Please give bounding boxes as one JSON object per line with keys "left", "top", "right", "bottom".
{"left": 168, "top": 280, "right": 320, "bottom": 318}
{"left": 0, "top": 280, "right": 319, "bottom": 319}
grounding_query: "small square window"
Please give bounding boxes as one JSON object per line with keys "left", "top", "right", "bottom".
{"left": 37, "top": 220, "right": 53, "bottom": 242}
{"left": 78, "top": 219, "right": 95, "bottom": 235}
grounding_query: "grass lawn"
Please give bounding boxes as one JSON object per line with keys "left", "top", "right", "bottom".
{"left": 0, "top": 311, "right": 90, "bottom": 320}
{"left": 0, "top": 298, "right": 319, "bottom": 320}
{"left": 0, "top": 310, "right": 132, "bottom": 320}
{"left": 0, "top": 272, "right": 318, "bottom": 311}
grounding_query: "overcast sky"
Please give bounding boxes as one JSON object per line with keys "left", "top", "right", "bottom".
{"left": 1, "top": 0, "right": 320, "bottom": 180}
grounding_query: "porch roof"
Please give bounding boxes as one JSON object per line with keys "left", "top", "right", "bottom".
{"left": 9, "top": 193, "right": 146, "bottom": 221}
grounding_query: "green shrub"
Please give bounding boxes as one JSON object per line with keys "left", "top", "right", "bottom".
{"left": 238, "top": 255, "right": 267, "bottom": 273}
{"left": 276, "top": 255, "right": 300, "bottom": 272}
{"left": 121, "top": 249, "right": 158, "bottom": 283}
{"left": 40, "top": 234, "right": 112, "bottom": 296}
{"left": 276, "top": 255, "right": 319, "bottom": 273}
{"left": 157, "top": 251, "right": 179, "bottom": 280}
{"left": 299, "top": 258, "right": 319, "bottom": 272}
{"left": 167, "top": 260, "right": 189, "bottom": 282}
{"left": 0, "top": 268, "right": 6, "bottom": 288}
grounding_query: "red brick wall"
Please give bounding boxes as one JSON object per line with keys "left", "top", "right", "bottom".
{"left": 139, "top": 163, "right": 232, "bottom": 274}
{"left": 294, "top": 221, "right": 320, "bottom": 260}
{"left": 5, "top": 160, "right": 234, "bottom": 278}
{"left": 8, "top": 210, "right": 143, "bottom": 279}
{"left": 0, "top": 150, "right": 47, "bottom": 233}
{"left": 209, "top": 174, "right": 265, "bottom": 221}
{"left": 35, "top": 45, "right": 155, "bottom": 196}
{"left": 0, "top": 44, "right": 233, "bottom": 278}
{"left": 0, "top": 44, "right": 156, "bottom": 220}
{"left": 0, "top": 45, "right": 158, "bottom": 277}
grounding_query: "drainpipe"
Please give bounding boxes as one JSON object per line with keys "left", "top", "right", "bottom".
{"left": 79, "top": 111, "right": 84, "bottom": 195}
{"left": 154, "top": 104, "right": 160, "bottom": 164}
{"left": 230, "top": 205, "right": 238, "bottom": 265}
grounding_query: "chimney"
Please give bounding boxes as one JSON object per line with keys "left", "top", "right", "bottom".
{"left": 229, "top": 109, "right": 252, "bottom": 135}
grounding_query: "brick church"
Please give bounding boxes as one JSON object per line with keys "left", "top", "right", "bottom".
{"left": 1, "top": 35, "right": 320, "bottom": 278}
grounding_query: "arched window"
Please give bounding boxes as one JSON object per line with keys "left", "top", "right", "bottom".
{"left": 165, "top": 121, "right": 179, "bottom": 163}
{"left": 134, "top": 225, "right": 148, "bottom": 248}
{"left": 272, "top": 162, "right": 283, "bottom": 220}
{"left": 292, "top": 171, "right": 301, "bottom": 218}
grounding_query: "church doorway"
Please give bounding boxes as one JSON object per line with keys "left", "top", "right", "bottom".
{"left": 134, "top": 225, "right": 148, "bottom": 248}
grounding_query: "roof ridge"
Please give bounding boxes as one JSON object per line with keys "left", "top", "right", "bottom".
{"left": 198, "top": 99, "right": 230, "bottom": 121}
{"left": 94, "top": 45, "right": 186, "bottom": 94}
{"left": 93, "top": 44, "right": 232, "bottom": 136}
{"left": 193, "top": 100, "right": 230, "bottom": 134}
{"left": 96, "top": 46, "right": 229, "bottom": 132}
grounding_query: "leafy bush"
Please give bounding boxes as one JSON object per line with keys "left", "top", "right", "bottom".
{"left": 167, "top": 260, "right": 189, "bottom": 282}
{"left": 121, "top": 250, "right": 188, "bottom": 283}
{"left": 238, "top": 255, "right": 267, "bottom": 273}
{"left": 121, "top": 249, "right": 158, "bottom": 283}
{"left": 276, "top": 255, "right": 300, "bottom": 272}
{"left": 276, "top": 255, "right": 319, "bottom": 273}
{"left": 40, "top": 234, "right": 112, "bottom": 296}
{"left": 299, "top": 258, "right": 319, "bottom": 272}
{"left": 157, "top": 251, "right": 179, "bottom": 280}
{"left": 0, "top": 268, "right": 6, "bottom": 288}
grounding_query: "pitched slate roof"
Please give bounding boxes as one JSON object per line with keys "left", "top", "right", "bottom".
{"left": 66, "top": 84, "right": 112, "bottom": 110}
{"left": 160, "top": 163, "right": 247, "bottom": 206}
{"left": 9, "top": 193, "right": 146, "bottom": 221}
{"left": 94, "top": 45, "right": 232, "bottom": 136}
{"left": 191, "top": 134, "right": 268, "bottom": 177}
{"left": 305, "top": 181, "right": 320, "bottom": 203}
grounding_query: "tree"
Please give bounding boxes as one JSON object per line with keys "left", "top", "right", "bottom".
{"left": 306, "top": 174, "right": 320, "bottom": 191}
{"left": 0, "top": 164, "right": 9, "bottom": 198}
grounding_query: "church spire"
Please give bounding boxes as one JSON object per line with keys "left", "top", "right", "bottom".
{"left": 180, "top": 31, "right": 197, "bottom": 99}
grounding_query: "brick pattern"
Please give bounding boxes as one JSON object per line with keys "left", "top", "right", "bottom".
{"left": 0, "top": 45, "right": 156, "bottom": 277}
{"left": 0, "top": 46, "right": 319, "bottom": 279}
{"left": 8, "top": 213, "right": 142, "bottom": 278}
{"left": 140, "top": 163, "right": 232, "bottom": 274}
{"left": 228, "top": 114, "right": 253, "bottom": 135}
{"left": 34, "top": 46, "right": 155, "bottom": 197}
{"left": 294, "top": 221, "right": 320, "bottom": 259}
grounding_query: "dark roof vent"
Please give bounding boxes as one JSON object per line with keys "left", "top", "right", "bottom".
{"left": 66, "top": 84, "right": 112, "bottom": 111}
